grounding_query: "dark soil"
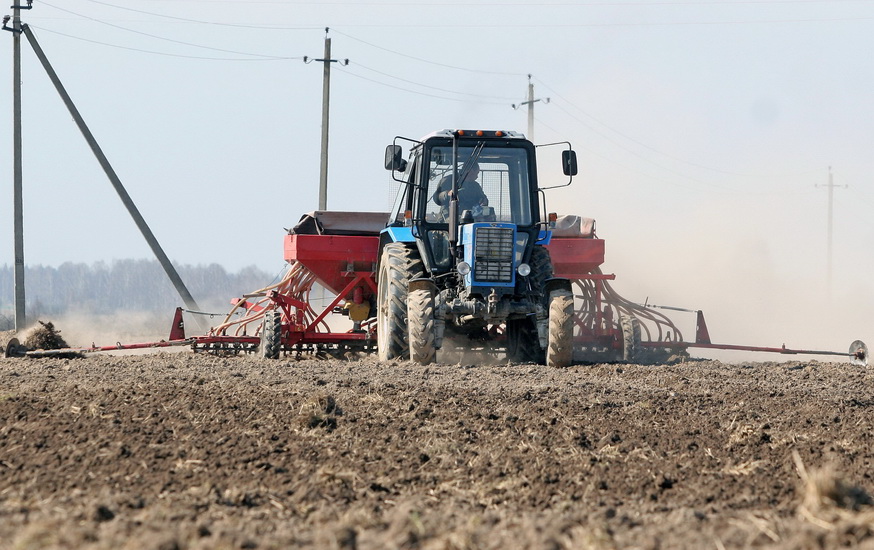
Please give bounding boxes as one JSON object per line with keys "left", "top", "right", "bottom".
{"left": 2, "top": 353, "right": 874, "bottom": 549}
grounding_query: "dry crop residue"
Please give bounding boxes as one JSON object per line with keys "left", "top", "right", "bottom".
{"left": 1, "top": 354, "right": 874, "bottom": 549}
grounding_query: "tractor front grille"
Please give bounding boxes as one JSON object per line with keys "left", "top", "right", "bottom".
{"left": 473, "top": 227, "right": 514, "bottom": 283}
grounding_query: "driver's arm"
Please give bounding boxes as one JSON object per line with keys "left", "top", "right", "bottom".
{"left": 475, "top": 183, "right": 489, "bottom": 206}
{"left": 432, "top": 177, "right": 451, "bottom": 205}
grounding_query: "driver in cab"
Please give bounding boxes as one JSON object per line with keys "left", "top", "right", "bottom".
{"left": 432, "top": 162, "right": 489, "bottom": 217}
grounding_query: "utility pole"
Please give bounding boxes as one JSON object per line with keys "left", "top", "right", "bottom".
{"left": 816, "top": 166, "right": 847, "bottom": 291}
{"left": 304, "top": 28, "right": 348, "bottom": 211}
{"left": 511, "top": 74, "right": 549, "bottom": 141}
{"left": 4, "top": 1, "right": 32, "bottom": 331}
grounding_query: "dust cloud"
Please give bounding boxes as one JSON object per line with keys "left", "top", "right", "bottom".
{"left": 553, "top": 188, "right": 870, "bottom": 364}
{"left": 33, "top": 311, "right": 176, "bottom": 350}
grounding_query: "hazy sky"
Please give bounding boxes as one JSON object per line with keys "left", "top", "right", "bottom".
{"left": 1, "top": 0, "right": 872, "bottom": 354}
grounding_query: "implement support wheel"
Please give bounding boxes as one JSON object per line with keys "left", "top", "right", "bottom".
{"left": 259, "top": 309, "right": 282, "bottom": 359}
{"left": 620, "top": 314, "right": 641, "bottom": 364}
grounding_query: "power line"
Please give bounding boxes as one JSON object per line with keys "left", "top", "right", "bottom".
{"left": 533, "top": 115, "right": 710, "bottom": 191}
{"left": 79, "top": 0, "right": 323, "bottom": 30}
{"left": 542, "top": 102, "right": 831, "bottom": 194}
{"left": 109, "top": 0, "right": 874, "bottom": 5}
{"left": 40, "top": 0, "right": 290, "bottom": 58}
{"left": 837, "top": 174, "right": 874, "bottom": 208}
{"left": 536, "top": 115, "right": 803, "bottom": 196}
{"left": 536, "top": 77, "right": 745, "bottom": 177}
{"left": 29, "top": 25, "right": 303, "bottom": 60}
{"left": 547, "top": 102, "right": 732, "bottom": 190}
{"left": 28, "top": 1, "right": 874, "bottom": 193}
{"left": 58, "top": 0, "right": 874, "bottom": 32}
{"left": 331, "top": 29, "right": 525, "bottom": 77}
{"left": 51, "top": 0, "right": 874, "bottom": 33}
{"left": 535, "top": 76, "right": 826, "bottom": 180}
{"left": 335, "top": 65, "right": 505, "bottom": 104}
{"left": 294, "top": 15, "right": 874, "bottom": 29}
{"left": 353, "top": 61, "right": 519, "bottom": 101}
{"left": 36, "top": 3, "right": 525, "bottom": 98}
{"left": 30, "top": 13, "right": 516, "bottom": 102}
{"left": 29, "top": 20, "right": 512, "bottom": 101}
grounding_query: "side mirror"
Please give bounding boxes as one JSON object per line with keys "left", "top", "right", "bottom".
{"left": 385, "top": 145, "right": 407, "bottom": 171}
{"left": 561, "top": 150, "right": 578, "bottom": 177}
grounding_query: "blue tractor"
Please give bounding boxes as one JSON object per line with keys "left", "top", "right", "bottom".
{"left": 380, "top": 129, "right": 578, "bottom": 366}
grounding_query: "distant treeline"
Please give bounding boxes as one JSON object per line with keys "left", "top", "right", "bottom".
{"left": 0, "top": 260, "right": 276, "bottom": 328}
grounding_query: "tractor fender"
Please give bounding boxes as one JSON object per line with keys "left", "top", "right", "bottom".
{"left": 535, "top": 229, "right": 553, "bottom": 245}
{"left": 376, "top": 227, "right": 416, "bottom": 274}
{"left": 381, "top": 226, "right": 415, "bottom": 243}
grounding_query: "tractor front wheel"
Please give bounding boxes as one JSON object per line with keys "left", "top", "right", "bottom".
{"left": 407, "top": 288, "right": 436, "bottom": 365}
{"left": 506, "top": 317, "right": 543, "bottom": 364}
{"left": 546, "top": 289, "right": 574, "bottom": 368}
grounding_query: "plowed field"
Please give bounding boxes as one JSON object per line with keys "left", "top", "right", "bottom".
{"left": 2, "top": 353, "right": 874, "bottom": 549}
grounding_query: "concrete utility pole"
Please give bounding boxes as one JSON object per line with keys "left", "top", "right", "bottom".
{"left": 5, "top": 1, "right": 32, "bottom": 331}
{"left": 304, "top": 28, "right": 348, "bottom": 211}
{"left": 816, "top": 166, "right": 847, "bottom": 291}
{"left": 511, "top": 74, "right": 549, "bottom": 141}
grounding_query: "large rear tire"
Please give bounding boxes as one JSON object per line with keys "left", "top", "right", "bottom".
{"left": 259, "top": 308, "right": 282, "bottom": 360}
{"left": 377, "top": 243, "right": 424, "bottom": 361}
{"left": 407, "top": 288, "right": 436, "bottom": 365}
{"left": 546, "top": 290, "right": 574, "bottom": 368}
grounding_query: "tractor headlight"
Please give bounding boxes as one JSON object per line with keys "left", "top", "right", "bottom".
{"left": 517, "top": 263, "right": 531, "bottom": 277}
{"left": 457, "top": 261, "right": 471, "bottom": 276}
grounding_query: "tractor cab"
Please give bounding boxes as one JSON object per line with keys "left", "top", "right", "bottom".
{"left": 386, "top": 130, "right": 575, "bottom": 280}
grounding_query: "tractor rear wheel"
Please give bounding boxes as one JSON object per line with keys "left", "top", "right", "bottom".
{"left": 407, "top": 288, "right": 436, "bottom": 365}
{"left": 377, "top": 242, "right": 425, "bottom": 361}
{"left": 620, "top": 314, "right": 641, "bottom": 363}
{"left": 506, "top": 318, "right": 543, "bottom": 364}
{"left": 259, "top": 309, "right": 282, "bottom": 359}
{"left": 546, "top": 289, "right": 574, "bottom": 368}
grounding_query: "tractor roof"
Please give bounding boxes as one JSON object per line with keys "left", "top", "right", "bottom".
{"left": 420, "top": 129, "right": 527, "bottom": 141}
